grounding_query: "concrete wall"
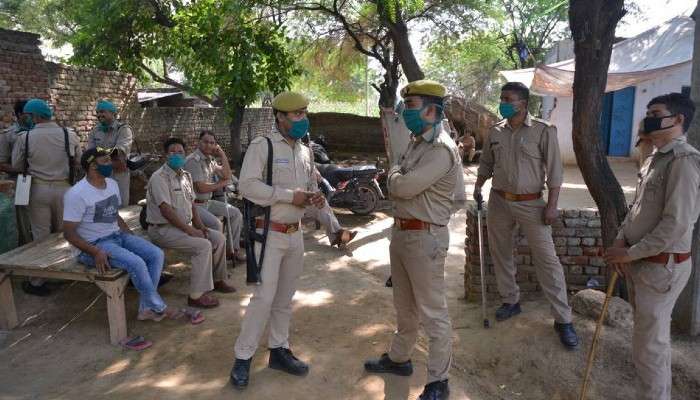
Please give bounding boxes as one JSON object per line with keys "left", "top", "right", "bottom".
{"left": 464, "top": 205, "right": 607, "bottom": 300}
{"left": 546, "top": 64, "right": 692, "bottom": 165}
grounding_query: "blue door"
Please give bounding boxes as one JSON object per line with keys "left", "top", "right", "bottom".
{"left": 599, "top": 92, "right": 614, "bottom": 154}
{"left": 608, "top": 86, "right": 635, "bottom": 156}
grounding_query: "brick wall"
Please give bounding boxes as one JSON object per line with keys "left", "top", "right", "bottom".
{"left": 464, "top": 204, "right": 607, "bottom": 301}
{"left": 126, "top": 107, "right": 274, "bottom": 156}
{"left": 0, "top": 29, "right": 50, "bottom": 122}
{"left": 47, "top": 62, "right": 139, "bottom": 138}
{"left": 308, "top": 112, "right": 384, "bottom": 154}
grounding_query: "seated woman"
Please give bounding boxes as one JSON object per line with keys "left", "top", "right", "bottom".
{"left": 63, "top": 148, "right": 203, "bottom": 333}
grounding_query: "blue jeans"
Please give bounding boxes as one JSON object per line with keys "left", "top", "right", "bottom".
{"left": 79, "top": 232, "right": 166, "bottom": 313}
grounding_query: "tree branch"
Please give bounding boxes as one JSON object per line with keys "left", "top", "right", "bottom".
{"left": 138, "top": 61, "right": 218, "bottom": 105}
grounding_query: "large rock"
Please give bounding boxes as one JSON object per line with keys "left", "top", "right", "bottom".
{"left": 571, "top": 289, "right": 634, "bottom": 329}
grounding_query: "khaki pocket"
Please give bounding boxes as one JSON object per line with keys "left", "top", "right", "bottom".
{"left": 636, "top": 263, "right": 673, "bottom": 294}
{"left": 520, "top": 142, "right": 542, "bottom": 159}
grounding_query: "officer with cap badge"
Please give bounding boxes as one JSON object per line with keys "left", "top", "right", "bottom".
{"left": 87, "top": 100, "right": 133, "bottom": 208}
{"left": 12, "top": 98, "right": 81, "bottom": 296}
{"left": 230, "top": 91, "right": 325, "bottom": 390}
{"left": 364, "top": 80, "right": 460, "bottom": 400}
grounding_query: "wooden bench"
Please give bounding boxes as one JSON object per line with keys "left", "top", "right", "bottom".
{"left": 0, "top": 206, "right": 144, "bottom": 345}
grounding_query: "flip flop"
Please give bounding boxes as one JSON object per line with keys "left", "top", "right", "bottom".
{"left": 182, "top": 307, "right": 205, "bottom": 325}
{"left": 119, "top": 335, "right": 152, "bottom": 351}
{"left": 137, "top": 309, "right": 166, "bottom": 322}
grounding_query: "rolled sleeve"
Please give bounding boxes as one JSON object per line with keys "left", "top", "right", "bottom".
{"left": 389, "top": 146, "right": 452, "bottom": 200}
{"left": 114, "top": 125, "right": 133, "bottom": 155}
{"left": 543, "top": 125, "right": 563, "bottom": 189}
{"left": 627, "top": 155, "right": 700, "bottom": 260}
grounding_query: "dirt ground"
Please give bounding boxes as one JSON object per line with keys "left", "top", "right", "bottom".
{"left": 2, "top": 165, "right": 700, "bottom": 400}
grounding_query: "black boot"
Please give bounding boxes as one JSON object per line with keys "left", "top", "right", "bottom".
{"left": 554, "top": 322, "right": 579, "bottom": 349}
{"left": 268, "top": 347, "right": 309, "bottom": 376}
{"left": 495, "top": 302, "right": 521, "bottom": 321}
{"left": 230, "top": 357, "right": 251, "bottom": 389}
{"left": 364, "top": 353, "right": 413, "bottom": 376}
{"left": 418, "top": 379, "right": 450, "bottom": 400}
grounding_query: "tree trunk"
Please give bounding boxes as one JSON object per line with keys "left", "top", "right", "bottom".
{"left": 569, "top": 0, "right": 627, "bottom": 291}
{"left": 375, "top": 47, "right": 401, "bottom": 108}
{"left": 385, "top": 18, "right": 424, "bottom": 82}
{"left": 229, "top": 103, "right": 246, "bottom": 169}
{"left": 674, "top": 2, "right": 700, "bottom": 336}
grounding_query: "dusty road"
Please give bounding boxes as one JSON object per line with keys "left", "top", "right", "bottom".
{"left": 1, "top": 177, "right": 699, "bottom": 399}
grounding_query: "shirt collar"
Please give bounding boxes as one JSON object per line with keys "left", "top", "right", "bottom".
{"left": 505, "top": 113, "right": 532, "bottom": 130}
{"left": 164, "top": 163, "right": 184, "bottom": 177}
{"left": 271, "top": 126, "right": 299, "bottom": 149}
{"left": 193, "top": 148, "right": 210, "bottom": 161}
{"left": 656, "top": 135, "right": 687, "bottom": 154}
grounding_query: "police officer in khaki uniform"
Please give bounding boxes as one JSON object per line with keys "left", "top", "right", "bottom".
{"left": 364, "top": 80, "right": 459, "bottom": 400}
{"left": 1, "top": 100, "right": 33, "bottom": 246}
{"left": 184, "top": 130, "right": 245, "bottom": 262}
{"left": 473, "top": 82, "right": 578, "bottom": 348}
{"left": 87, "top": 100, "right": 132, "bottom": 208}
{"left": 604, "top": 93, "right": 699, "bottom": 400}
{"left": 12, "top": 99, "right": 81, "bottom": 296}
{"left": 146, "top": 137, "right": 233, "bottom": 309}
{"left": 230, "top": 91, "right": 324, "bottom": 390}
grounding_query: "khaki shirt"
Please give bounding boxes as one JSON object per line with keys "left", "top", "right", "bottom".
{"left": 184, "top": 148, "right": 219, "bottom": 202}
{"left": 477, "top": 114, "right": 563, "bottom": 193}
{"left": 11, "top": 122, "right": 81, "bottom": 181}
{"left": 87, "top": 121, "right": 133, "bottom": 159}
{"left": 239, "top": 128, "right": 316, "bottom": 224}
{"left": 0, "top": 123, "right": 27, "bottom": 164}
{"left": 389, "top": 125, "right": 460, "bottom": 226}
{"left": 146, "top": 164, "right": 195, "bottom": 225}
{"left": 616, "top": 136, "right": 700, "bottom": 260}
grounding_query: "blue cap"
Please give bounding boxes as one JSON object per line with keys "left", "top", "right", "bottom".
{"left": 23, "top": 99, "right": 52, "bottom": 119}
{"left": 96, "top": 99, "right": 117, "bottom": 113}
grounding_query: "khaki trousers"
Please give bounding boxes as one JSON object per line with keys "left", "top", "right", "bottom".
{"left": 147, "top": 225, "right": 227, "bottom": 294}
{"left": 28, "top": 181, "right": 69, "bottom": 240}
{"left": 234, "top": 229, "right": 304, "bottom": 360}
{"left": 305, "top": 203, "right": 341, "bottom": 241}
{"left": 27, "top": 181, "right": 69, "bottom": 286}
{"left": 388, "top": 225, "right": 452, "bottom": 384}
{"left": 487, "top": 192, "right": 572, "bottom": 323}
{"left": 114, "top": 170, "right": 130, "bottom": 208}
{"left": 203, "top": 199, "right": 243, "bottom": 251}
{"left": 630, "top": 258, "right": 691, "bottom": 400}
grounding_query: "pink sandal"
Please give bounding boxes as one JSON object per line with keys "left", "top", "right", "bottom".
{"left": 182, "top": 307, "right": 205, "bottom": 325}
{"left": 119, "top": 335, "right": 152, "bottom": 351}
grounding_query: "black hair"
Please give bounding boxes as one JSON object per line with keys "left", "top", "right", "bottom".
{"left": 501, "top": 82, "right": 530, "bottom": 102}
{"left": 199, "top": 130, "right": 216, "bottom": 140}
{"left": 647, "top": 92, "right": 695, "bottom": 132}
{"left": 163, "top": 137, "right": 186, "bottom": 153}
{"left": 80, "top": 147, "right": 112, "bottom": 171}
{"left": 14, "top": 100, "right": 28, "bottom": 118}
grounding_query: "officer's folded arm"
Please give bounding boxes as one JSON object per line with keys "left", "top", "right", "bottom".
{"left": 158, "top": 201, "right": 198, "bottom": 236}
{"left": 388, "top": 147, "right": 452, "bottom": 200}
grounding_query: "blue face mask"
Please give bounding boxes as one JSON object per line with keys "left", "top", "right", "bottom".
{"left": 402, "top": 105, "right": 442, "bottom": 138}
{"left": 167, "top": 154, "right": 186, "bottom": 170}
{"left": 99, "top": 121, "right": 111, "bottom": 132}
{"left": 287, "top": 117, "right": 310, "bottom": 140}
{"left": 499, "top": 102, "right": 518, "bottom": 119}
{"left": 96, "top": 164, "right": 113, "bottom": 177}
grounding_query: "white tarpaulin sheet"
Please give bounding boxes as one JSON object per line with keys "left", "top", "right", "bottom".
{"left": 500, "top": 16, "right": 694, "bottom": 96}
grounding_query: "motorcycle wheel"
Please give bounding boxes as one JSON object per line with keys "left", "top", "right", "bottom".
{"left": 350, "top": 183, "right": 380, "bottom": 215}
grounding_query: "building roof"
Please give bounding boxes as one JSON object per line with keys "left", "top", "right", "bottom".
{"left": 500, "top": 16, "right": 694, "bottom": 96}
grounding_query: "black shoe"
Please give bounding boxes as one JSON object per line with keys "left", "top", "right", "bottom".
{"left": 495, "top": 303, "right": 521, "bottom": 321}
{"left": 554, "top": 322, "right": 579, "bottom": 349}
{"left": 230, "top": 358, "right": 251, "bottom": 389}
{"left": 419, "top": 379, "right": 450, "bottom": 400}
{"left": 22, "top": 281, "right": 51, "bottom": 297}
{"left": 364, "top": 353, "right": 413, "bottom": 376}
{"left": 268, "top": 347, "right": 309, "bottom": 376}
{"left": 385, "top": 277, "right": 393, "bottom": 288}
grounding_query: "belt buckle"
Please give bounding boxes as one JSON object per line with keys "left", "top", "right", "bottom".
{"left": 286, "top": 224, "right": 298, "bottom": 234}
{"left": 505, "top": 192, "right": 517, "bottom": 201}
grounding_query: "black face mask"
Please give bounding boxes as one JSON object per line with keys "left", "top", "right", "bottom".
{"left": 642, "top": 114, "right": 676, "bottom": 134}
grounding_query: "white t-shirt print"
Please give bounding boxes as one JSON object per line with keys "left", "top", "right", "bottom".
{"left": 63, "top": 178, "right": 122, "bottom": 247}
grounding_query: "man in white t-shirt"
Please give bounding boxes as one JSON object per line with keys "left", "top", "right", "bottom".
{"left": 63, "top": 148, "right": 175, "bottom": 321}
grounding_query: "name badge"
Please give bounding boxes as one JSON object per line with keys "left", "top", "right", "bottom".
{"left": 274, "top": 158, "right": 290, "bottom": 164}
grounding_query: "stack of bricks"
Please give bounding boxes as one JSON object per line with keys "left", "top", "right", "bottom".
{"left": 308, "top": 112, "right": 384, "bottom": 154}
{"left": 0, "top": 29, "right": 50, "bottom": 122}
{"left": 464, "top": 204, "right": 607, "bottom": 301}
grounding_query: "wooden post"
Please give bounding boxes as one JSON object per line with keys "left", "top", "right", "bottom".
{"left": 0, "top": 273, "right": 19, "bottom": 330}
{"left": 95, "top": 275, "right": 129, "bottom": 345}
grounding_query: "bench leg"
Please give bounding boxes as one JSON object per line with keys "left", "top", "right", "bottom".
{"left": 0, "top": 273, "right": 18, "bottom": 330}
{"left": 95, "top": 275, "right": 129, "bottom": 345}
